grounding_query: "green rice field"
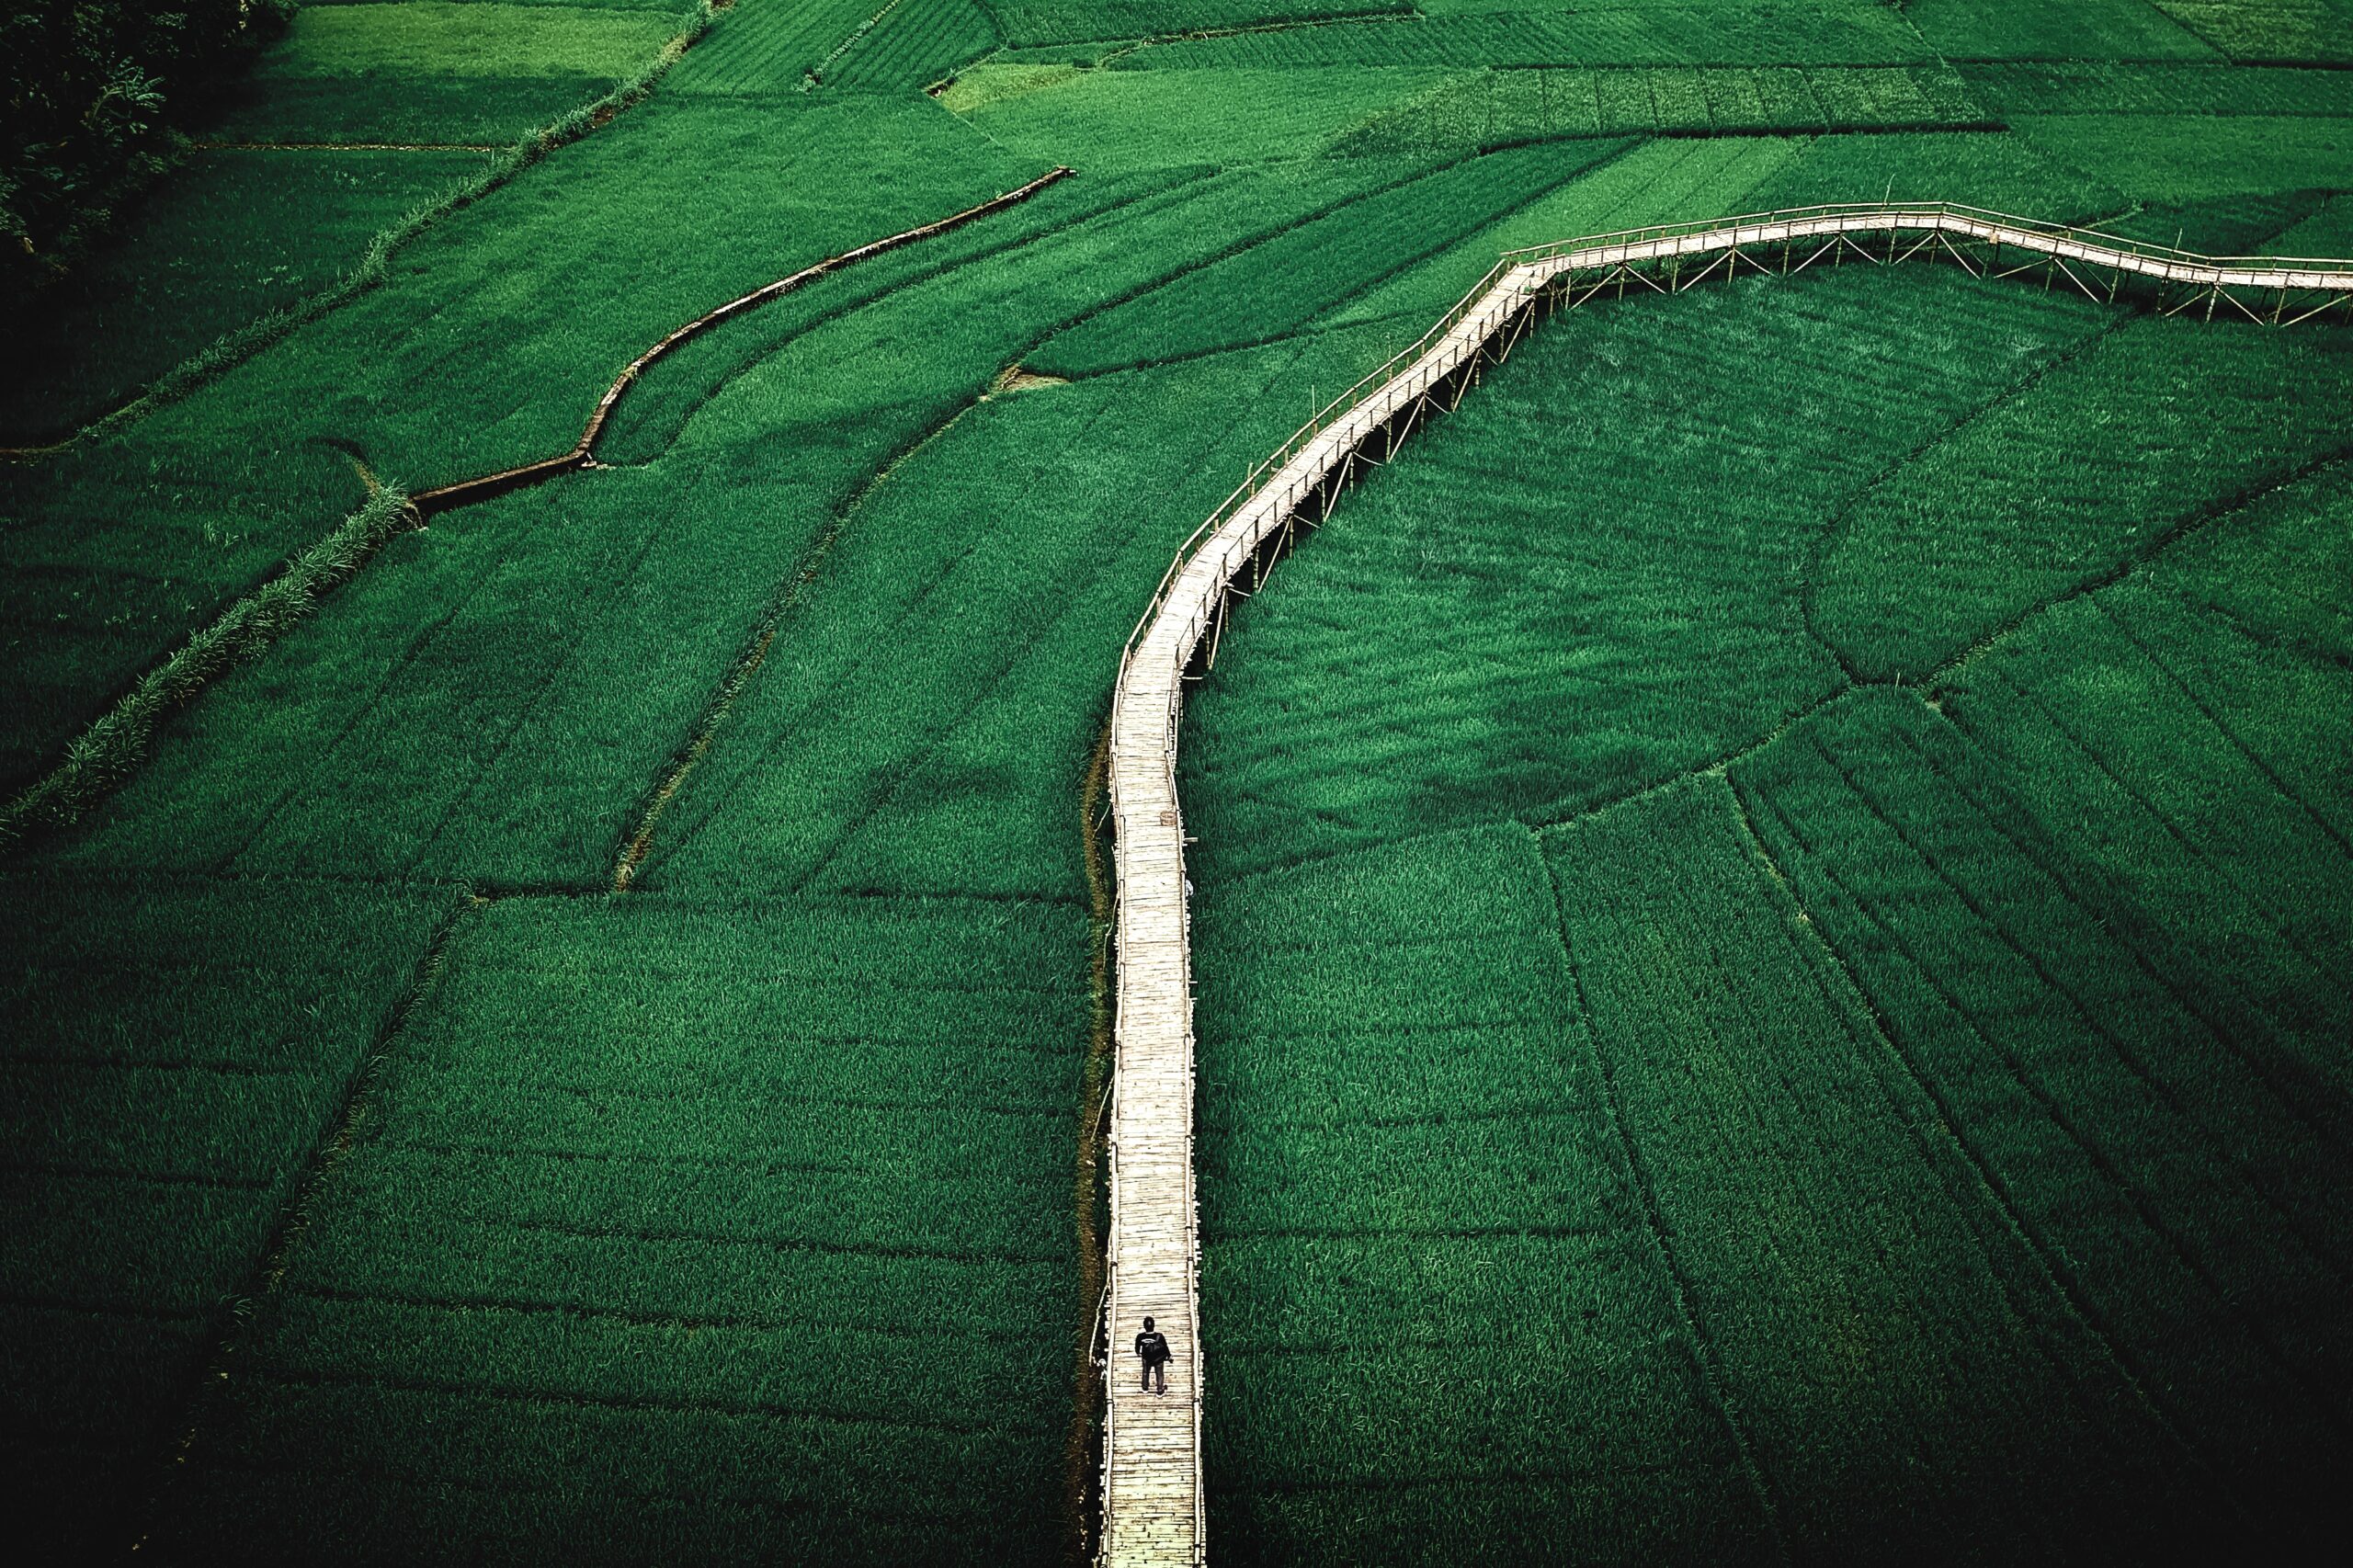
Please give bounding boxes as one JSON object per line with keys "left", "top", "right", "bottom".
{"left": 3, "top": 0, "right": 2348, "bottom": 1562}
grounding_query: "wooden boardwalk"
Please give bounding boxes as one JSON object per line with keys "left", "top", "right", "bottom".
{"left": 1096, "top": 203, "right": 2353, "bottom": 1565}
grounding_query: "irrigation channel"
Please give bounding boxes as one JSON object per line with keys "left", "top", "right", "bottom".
{"left": 409, "top": 166, "right": 1073, "bottom": 516}
{"left": 1097, "top": 202, "right": 2353, "bottom": 1566}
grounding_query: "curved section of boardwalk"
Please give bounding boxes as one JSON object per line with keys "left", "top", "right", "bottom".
{"left": 1097, "top": 201, "right": 2353, "bottom": 1565}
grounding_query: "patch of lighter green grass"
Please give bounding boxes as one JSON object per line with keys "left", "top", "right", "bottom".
{"left": 1327, "top": 135, "right": 1810, "bottom": 330}
{"left": 955, "top": 64, "right": 1455, "bottom": 170}
{"left": 2268, "top": 192, "right": 2353, "bottom": 257}
{"left": 935, "top": 62, "right": 1084, "bottom": 114}
{"left": 2010, "top": 114, "right": 2353, "bottom": 201}
{"left": 255, "top": 1, "right": 684, "bottom": 79}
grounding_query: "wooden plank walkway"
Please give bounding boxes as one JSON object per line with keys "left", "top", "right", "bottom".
{"left": 1097, "top": 203, "right": 2353, "bottom": 1566}
{"left": 1517, "top": 204, "right": 2353, "bottom": 297}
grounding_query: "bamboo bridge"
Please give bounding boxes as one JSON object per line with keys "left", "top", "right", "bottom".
{"left": 1097, "top": 201, "right": 2353, "bottom": 1566}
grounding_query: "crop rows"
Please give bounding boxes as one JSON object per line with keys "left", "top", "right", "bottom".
{"left": 216, "top": 1, "right": 686, "bottom": 144}
{"left": 1729, "top": 663, "right": 2351, "bottom": 1543}
{"left": 1939, "top": 587, "right": 2353, "bottom": 1061}
{"left": 0, "top": 0, "right": 726, "bottom": 793}
{"left": 666, "top": 0, "right": 926, "bottom": 94}
{"left": 949, "top": 63, "right": 1461, "bottom": 169}
{"left": 0, "top": 875, "right": 453, "bottom": 1553}
{"left": 1184, "top": 262, "right": 2111, "bottom": 877}
{"left": 1193, "top": 824, "right": 1781, "bottom": 1563}
{"left": 42, "top": 162, "right": 1427, "bottom": 894}
{"left": 1544, "top": 776, "right": 2212, "bottom": 1560}
{"left": 1961, "top": 61, "right": 2353, "bottom": 117}
{"left": 0, "top": 90, "right": 1020, "bottom": 803}
{"left": 1185, "top": 212, "right": 2353, "bottom": 1558}
{"left": 1323, "top": 137, "right": 1811, "bottom": 333}
{"left": 1335, "top": 63, "right": 1990, "bottom": 154}
{"left": 983, "top": 0, "right": 1410, "bottom": 50}
{"left": 1030, "top": 140, "right": 1631, "bottom": 376}
{"left": 824, "top": 0, "right": 999, "bottom": 92}
{"left": 6, "top": 81, "right": 1496, "bottom": 1548}
{"left": 2149, "top": 0, "right": 2353, "bottom": 63}
{"left": 1813, "top": 318, "right": 2353, "bottom": 683}
{"left": 1907, "top": 0, "right": 2221, "bottom": 62}
{"left": 138, "top": 893, "right": 1088, "bottom": 1562}
{"left": 639, "top": 327, "right": 1413, "bottom": 899}
{"left": 9, "top": 0, "right": 2351, "bottom": 1560}
{"left": 0, "top": 150, "right": 488, "bottom": 447}
{"left": 1090, "top": 3, "right": 1935, "bottom": 69}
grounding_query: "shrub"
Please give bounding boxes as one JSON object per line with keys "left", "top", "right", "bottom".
{"left": 0, "top": 0, "right": 295, "bottom": 294}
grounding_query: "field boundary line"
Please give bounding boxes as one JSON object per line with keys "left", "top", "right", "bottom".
{"left": 1099, "top": 203, "right": 2353, "bottom": 1564}
{"left": 0, "top": 3, "right": 725, "bottom": 460}
{"left": 1721, "top": 767, "right": 2217, "bottom": 1476}
{"left": 806, "top": 0, "right": 909, "bottom": 87}
{"left": 0, "top": 483, "right": 416, "bottom": 847}
{"left": 411, "top": 165, "right": 1074, "bottom": 516}
{"left": 129, "top": 891, "right": 472, "bottom": 1554}
{"left": 0, "top": 172, "right": 1074, "bottom": 851}
{"left": 1541, "top": 815, "right": 1793, "bottom": 1558}
{"left": 2090, "top": 592, "right": 2353, "bottom": 860}
{"left": 1743, "top": 744, "right": 2317, "bottom": 1459}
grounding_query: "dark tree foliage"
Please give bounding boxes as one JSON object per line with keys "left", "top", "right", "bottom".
{"left": 0, "top": 0, "right": 294, "bottom": 295}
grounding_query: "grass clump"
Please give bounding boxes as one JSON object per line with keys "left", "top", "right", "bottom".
{"left": 0, "top": 482, "right": 416, "bottom": 845}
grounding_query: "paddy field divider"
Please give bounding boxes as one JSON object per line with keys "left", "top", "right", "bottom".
{"left": 0, "top": 169, "right": 1073, "bottom": 846}
{"left": 0, "top": 2, "right": 729, "bottom": 462}
{"left": 1097, "top": 200, "right": 2353, "bottom": 1566}
{"left": 410, "top": 165, "right": 1074, "bottom": 515}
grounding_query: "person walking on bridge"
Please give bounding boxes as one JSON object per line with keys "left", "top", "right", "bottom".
{"left": 1135, "top": 1317, "right": 1172, "bottom": 1395}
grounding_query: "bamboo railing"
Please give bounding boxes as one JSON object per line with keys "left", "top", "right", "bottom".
{"left": 1096, "top": 201, "right": 2353, "bottom": 1567}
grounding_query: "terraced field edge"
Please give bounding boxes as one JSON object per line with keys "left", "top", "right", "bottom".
{"left": 0, "top": 167, "right": 1074, "bottom": 849}
{"left": 0, "top": 2, "right": 724, "bottom": 461}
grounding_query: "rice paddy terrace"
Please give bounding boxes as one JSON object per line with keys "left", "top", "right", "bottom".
{"left": 4, "top": 3, "right": 2351, "bottom": 1564}
{"left": 1107, "top": 210, "right": 2353, "bottom": 1562}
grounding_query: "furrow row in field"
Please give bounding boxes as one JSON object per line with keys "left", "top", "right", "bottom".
{"left": 14, "top": 5, "right": 2353, "bottom": 1560}
{"left": 1169, "top": 194, "right": 2353, "bottom": 1561}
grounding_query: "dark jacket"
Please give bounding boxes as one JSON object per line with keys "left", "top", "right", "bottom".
{"left": 1135, "top": 1330, "right": 1172, "bottom": 1366}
